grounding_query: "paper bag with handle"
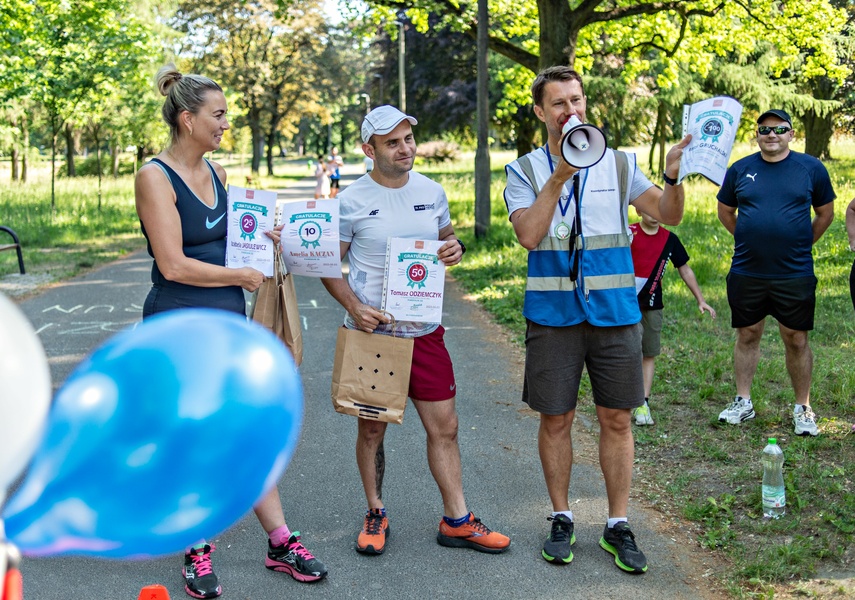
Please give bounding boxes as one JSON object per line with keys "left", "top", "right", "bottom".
{"left": 250, "top": 251, "right": 303, "bottom": 366}
{"left": 331, "top": 312, "right": 413, "bottom": 424}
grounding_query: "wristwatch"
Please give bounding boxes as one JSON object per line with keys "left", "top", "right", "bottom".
{"left": 663, "top": 172, "right": 678, "bottom": 186}
{"left": 458, "top": 239, "right": 467, "bottom": 255}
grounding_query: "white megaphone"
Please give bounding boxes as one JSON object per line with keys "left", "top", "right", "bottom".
{"left": 560, "top": 115, "right": 607, "bottom": 169}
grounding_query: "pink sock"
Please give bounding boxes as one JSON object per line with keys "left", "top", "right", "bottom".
{"left": 268, "top": 525, "right": 291, "bottom": 547}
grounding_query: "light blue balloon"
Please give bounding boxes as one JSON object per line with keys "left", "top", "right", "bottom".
{"left": 2, "top": 309, "right": 303, "bottom": 558}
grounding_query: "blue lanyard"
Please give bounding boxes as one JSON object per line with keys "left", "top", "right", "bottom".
{"left": 544, "top": 147, "right": 584, "bottom": 282}
{"left": 544, "top": 147, "right": 587, "bottom": 217}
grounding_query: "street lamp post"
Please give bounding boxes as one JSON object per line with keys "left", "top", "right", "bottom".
{"left": 360, "top": 93, "right": 371, "bottom": 115}
{"left": 394, "top": 18, "right": 406, "bottom": 112}
{"left": 372, "top": 73, "right": 384, "bottom": 105}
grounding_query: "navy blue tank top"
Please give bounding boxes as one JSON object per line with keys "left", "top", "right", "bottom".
{"left": 141, "top": 158, "right": 245, "bottom": 317}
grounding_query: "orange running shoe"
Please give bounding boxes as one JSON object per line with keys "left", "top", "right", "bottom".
{"left": 436, "top": 512, "right": 510, "bottom": 554}
{"left": 356, "top": 508, "right": 389, "bottom": 555}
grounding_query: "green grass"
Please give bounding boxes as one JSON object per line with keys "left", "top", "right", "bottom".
{"left": 0, "top": 154, "right": 315, "bottom": 281}
{"left": 420, "top": 141, "right": 855, "bottom": 597}
{"left": 0, "top": 168, "right": 144, "bottom": 279}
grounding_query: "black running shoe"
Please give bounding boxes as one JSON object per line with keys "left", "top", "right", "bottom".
{"left": 599, "top": 522, "right": 648, "bottom": 574}
{"left": 542, "top": 514, "right": 575, "bottom": 564}
{"left": 183, "top": 544, "right": 222, "bottom": 598}
{"left": 265, "top": 532, "right": 328, "bottom": 583}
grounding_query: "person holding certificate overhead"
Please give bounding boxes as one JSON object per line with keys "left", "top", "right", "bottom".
{"left": 135, "top": 64, "right": 326, "bottom": 598}
{"left": 321, "top": 105, "right": 510, "bottom": 557}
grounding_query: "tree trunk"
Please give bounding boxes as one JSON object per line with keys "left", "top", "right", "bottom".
{"left": 21, "top": 115, "right": 28, "bottom": 183}
{"left": 474, "top": 0, "right": 491, "bottom": 239}
{"left": 803, "top": 76, "right": 835, "bottom": 160}
{"left": 94, "top": 128, "right": 103, "bottom": 210}
{"left": 339, "top": 121, "right": 347, "bottom": 153}
{"left": 51, "top": 133, "right": 57, "bottom": 212}
{"left": 536, "top": 0, "right": 576, "bottom": 68}
{"left": 249, "top": 107, "right": 263, "bottom": 175}
{"left": 10, "top": 111, "right": 19, "bottom": 182}
{"left": 515, "top": 107, "right": 540, "bottom": 158}
{"left": 803, "top": 82, "right": 833, "bottom": 159}
{"left": 64, "top": 123, "right": 76, "bottom": 177}
{"left": 111, "top": 144, "right": 120, "bottom": 178}
{"left": 266, "top": 131, "right": 275, "bottom": 176}
{"left": 11, "top": 147, "right": 19, "bottom": 182}
{"left": 803, "top": 112, "right": 833, "bottom": 160}
{"left": 251, "top": 129, "right": 264, "bottom": 175}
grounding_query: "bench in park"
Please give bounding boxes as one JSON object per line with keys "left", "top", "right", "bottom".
{"left": 0, "top": 226, "right": 25, "bottom": 274}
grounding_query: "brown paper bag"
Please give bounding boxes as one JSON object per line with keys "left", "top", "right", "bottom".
{"left": 251, "top": 253, "right": 303, "bottom": 366}
{"left": 331, "top": 316, "right": 413, "bottom": 424}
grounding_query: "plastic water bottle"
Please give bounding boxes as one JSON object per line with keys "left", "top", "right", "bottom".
{"left": 761, "top": 438, "right": 786, "bottom": 519}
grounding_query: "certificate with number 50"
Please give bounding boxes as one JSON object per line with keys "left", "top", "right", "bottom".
{"left": 381, "top": 237, "right": 446, "bottom": 324}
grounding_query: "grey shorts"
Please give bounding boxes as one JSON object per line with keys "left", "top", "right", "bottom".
{"left": 640, "top": 309, "right": 663, "bottom": 357}
{"left": 522, "top": 320, "right": 644, "bottom": 415}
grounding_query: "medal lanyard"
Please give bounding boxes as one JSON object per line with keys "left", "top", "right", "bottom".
{"left": 545, "top": 148, "right": 587, "bottom": 218}
{"left": 545, "top": 148, "right": 584, "bottom": 282}
{"left": 570, "top": 173, "right": 581, "bottom": 282}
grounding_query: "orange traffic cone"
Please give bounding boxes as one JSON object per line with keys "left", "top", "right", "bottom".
{"left": 137, "top": 584, "right": 170, "bottom": 600}
{"left": 2, "top": 568, "right": 23, "bottom": 600}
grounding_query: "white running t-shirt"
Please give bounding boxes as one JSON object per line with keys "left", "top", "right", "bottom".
{"left": 339, "top": 171, "right": 451, "bottom": 337}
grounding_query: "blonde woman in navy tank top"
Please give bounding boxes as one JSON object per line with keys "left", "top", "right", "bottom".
{"left": 135, "top": 65, "right": 327, "bottom": 598}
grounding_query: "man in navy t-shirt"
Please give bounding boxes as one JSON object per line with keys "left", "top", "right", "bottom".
{"left": 716, "top": 109, "right": 835, "bottom": 436}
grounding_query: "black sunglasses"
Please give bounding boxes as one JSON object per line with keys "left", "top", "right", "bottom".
{"left": 758, "top": 125, "right": 792, "bottom": 135}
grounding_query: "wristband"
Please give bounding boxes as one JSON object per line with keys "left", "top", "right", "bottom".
{"left": 458, "top": 239, "right": 466, "bottom": 255}
{"left": 663, "top": 172, "right": 678, "bottom": 186}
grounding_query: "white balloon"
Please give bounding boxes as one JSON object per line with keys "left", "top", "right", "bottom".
{"left": 0, "top": 293, "right": 51, "bottom": 491}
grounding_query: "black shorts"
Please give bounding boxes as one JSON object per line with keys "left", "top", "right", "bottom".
{"left": 143, "top": 284, "right": 246, "bottom": 319}
{"left": 330, "top": 178, "right": 341, "bottom": 189}
{"left": 726, "top": 272, "right": 816, "bottom": 331}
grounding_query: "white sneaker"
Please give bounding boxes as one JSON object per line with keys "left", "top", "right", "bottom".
{"left": 633, "top": 401, "right": 654, "bottom": 425}
{"left": 718, "top": 396, "right": 755, "bottom": 424}
{"left": 794, "top": 405, "right": 819, "bottom": 436}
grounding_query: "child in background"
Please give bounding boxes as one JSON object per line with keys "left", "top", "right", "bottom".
{"left": 630, "top": 209, "right": 716, "bottom": 425}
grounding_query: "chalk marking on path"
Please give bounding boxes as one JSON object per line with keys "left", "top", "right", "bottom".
{"left": 57, "top": 321, "right": 139, "bottom": 335}
{"left": 43, "top": 304, "right": 84, "bottom": 314}
{"left": 84, "top": 305, "right": 115, "bottom": 313}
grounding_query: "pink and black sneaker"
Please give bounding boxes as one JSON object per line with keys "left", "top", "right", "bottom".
{"left": 265, "top": 532, "right": 328, "bottom": 583}
{"left": 182, "top": 544, "right": 222, "bottom": 598}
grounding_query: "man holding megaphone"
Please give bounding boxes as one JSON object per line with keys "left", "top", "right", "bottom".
{"left": 503, "top": 66, "right": 691, "bottom": 575}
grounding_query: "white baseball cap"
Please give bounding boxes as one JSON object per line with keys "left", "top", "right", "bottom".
{"left": 361, "top": 105, "right": 418, "bottom": 143}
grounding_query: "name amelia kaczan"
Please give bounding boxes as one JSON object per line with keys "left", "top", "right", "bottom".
{"left": 288, "top": 250, "right": 335, "bottom": 257}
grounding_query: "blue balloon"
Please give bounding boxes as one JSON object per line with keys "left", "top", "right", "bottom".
{"left": 2, "top": 309, "right": 303, "bottom": 558}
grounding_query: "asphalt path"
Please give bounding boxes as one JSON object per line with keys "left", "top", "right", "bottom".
{"left": 6, "top": 165, "right": 721, "bottom": 599}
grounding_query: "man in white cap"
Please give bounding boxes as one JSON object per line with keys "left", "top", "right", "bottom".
{"left": 321, "top": 105, "right": 511, "bottom": 557}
